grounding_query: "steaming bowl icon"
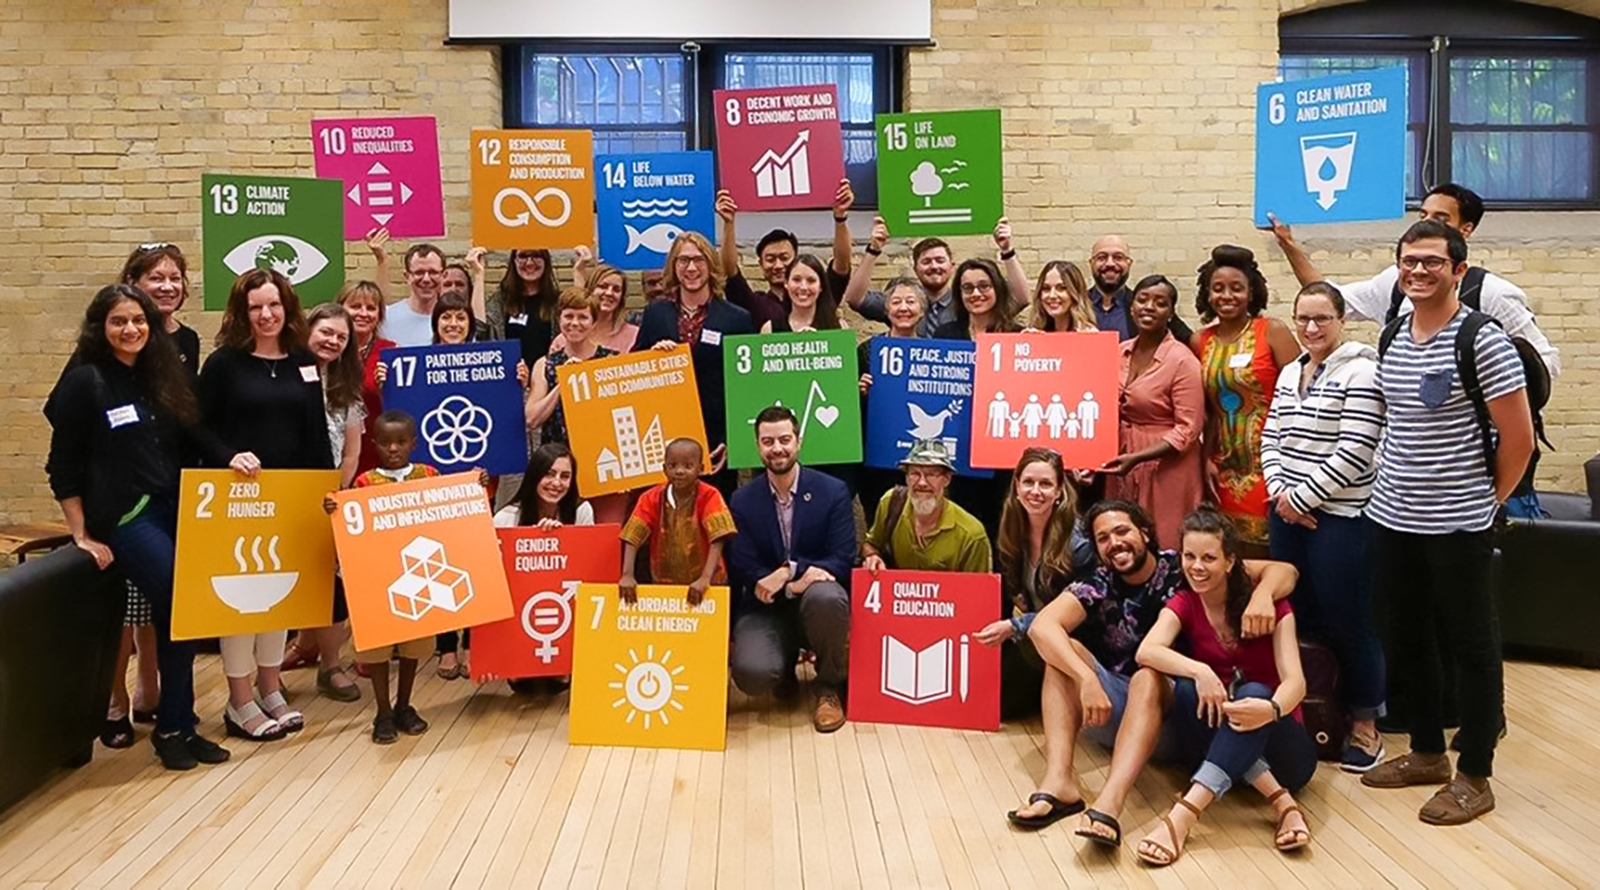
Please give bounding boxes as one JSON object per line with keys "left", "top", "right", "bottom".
{"left": 212, "top": 572, "right": 300, "bottom": 614}
{"left": 212, "top": 535, "right": 298, "bottom": 614}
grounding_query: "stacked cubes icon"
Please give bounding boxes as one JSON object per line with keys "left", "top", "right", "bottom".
{"left": 388, "top": 536, "right": 474, "bottom": 620}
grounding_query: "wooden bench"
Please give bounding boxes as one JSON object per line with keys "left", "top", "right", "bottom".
{"left": 0, "top": 523, "right": 74, "bottom": 564}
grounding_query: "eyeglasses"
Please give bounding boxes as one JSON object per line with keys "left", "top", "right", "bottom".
{"left": 514, "top": 252, "right": 544, "bottom": 263}
{"left": 959, "top": 281, "right": 995, "bottom": 296}
{"left": 1398, "top": 255, "right": 1451, "bottom": 272}
{"left": 675, "top": 255, "right": 708, "bottom": 268}
{"left": 136, "top": 242, "right": 176, "bottom": 252}
{"left": 1293, "top": 314, "right": 1339, "bottom": 329}
{"left": 1091, "top": 252, "right": 1131, "bottom": 264}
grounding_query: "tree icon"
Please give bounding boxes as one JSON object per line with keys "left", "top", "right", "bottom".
{"left": 910, "top": 161, "right": 944, "bottom": 207}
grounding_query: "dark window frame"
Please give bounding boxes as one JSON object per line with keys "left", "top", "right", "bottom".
{"left": 1281, "top": 1, "right": 1600, "bottom": 210}
{"left": 503, "top": 41, "right": 903, "bottom": 208}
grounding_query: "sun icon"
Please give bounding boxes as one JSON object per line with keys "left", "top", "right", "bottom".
{"left": 609, "top": 644, "right": 688, "bottom": 729}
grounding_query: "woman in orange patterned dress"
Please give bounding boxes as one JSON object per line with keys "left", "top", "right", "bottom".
{"left": 1189, "top": 246, "right": 1300, "bottom": 553}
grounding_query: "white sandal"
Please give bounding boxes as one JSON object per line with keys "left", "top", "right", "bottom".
{"left": 224, "top": 700, "right": 286, "bottom": 741}
{"left": 257, "top": 691, "right": 304, "bottom": 733}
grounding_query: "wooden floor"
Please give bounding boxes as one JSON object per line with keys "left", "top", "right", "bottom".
{"left": 2, "top": 657, "right": 1598, "bottom": 889}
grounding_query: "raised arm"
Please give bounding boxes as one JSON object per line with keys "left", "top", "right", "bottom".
{"left": 366, "top": 227, "right": 393, "bottom": 304}
{"left": 1265, "top": 214, "right": 1323, "bottom": 288}
{"left": 994, "top": 217, "right": 1031, "bottom": 310}
{"left": 831, "top": 178, "right": 854, "bottom": 277}
{"left": 466, "top": 246, "right": 488, "bottom": 328}
{"left": 715, "top": 190, "right": 740, "bottom": 281}
{"left": 842, "top": 217, "right": 890, "bottom": 320}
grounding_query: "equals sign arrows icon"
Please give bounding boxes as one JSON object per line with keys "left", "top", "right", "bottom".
{"left": 346, "top": 161, "right": 414, "bottom": 226}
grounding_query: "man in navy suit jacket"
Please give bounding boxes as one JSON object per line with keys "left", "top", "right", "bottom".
{"left": 727, "top": 406, "right": 857, "bottom": 733}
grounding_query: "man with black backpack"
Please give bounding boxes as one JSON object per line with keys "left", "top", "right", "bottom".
{"left": 1359, "top": 220, "right": 1534, "bottom": 826}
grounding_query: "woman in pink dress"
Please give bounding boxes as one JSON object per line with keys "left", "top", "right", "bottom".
{"left": 1099, "top": 275, "right": 1205, "bottom": 549}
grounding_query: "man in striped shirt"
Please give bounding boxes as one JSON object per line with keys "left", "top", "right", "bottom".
{"left": 1359, "top": 220, "right": 1534, "bottom": 826}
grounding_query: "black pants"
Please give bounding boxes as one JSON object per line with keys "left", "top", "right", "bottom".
{"left": 1372, "top": 523, "right": 1502, "bottom": 777}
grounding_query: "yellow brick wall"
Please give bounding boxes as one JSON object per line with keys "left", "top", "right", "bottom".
{"left": 2, "top": 0, "right": 1597, "bottom": 521}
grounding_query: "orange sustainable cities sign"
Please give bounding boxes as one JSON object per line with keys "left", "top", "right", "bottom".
{"left": 558, "top": 344, "right": 709, "bottom": 498}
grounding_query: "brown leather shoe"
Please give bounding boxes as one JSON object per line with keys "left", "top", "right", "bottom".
{"left": 1362, "top": 752, "right": 1453, "bottom": 788}
{"left": 1419, "top": 776, "right": 1495, "bottom": 825}
{"left": 812, "top": 690, "right": 846, "bottom": 733}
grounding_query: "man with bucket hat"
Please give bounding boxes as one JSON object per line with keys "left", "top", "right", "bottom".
{"left": 862, "top": 439, "right": 992, "bottom": 574}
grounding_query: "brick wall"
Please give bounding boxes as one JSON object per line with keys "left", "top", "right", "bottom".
{"left": 2, "top": 0, "right": 1597, "bottom": 521}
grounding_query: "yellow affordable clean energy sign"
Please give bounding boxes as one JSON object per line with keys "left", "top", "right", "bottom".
{"left": 569, "top": 584, "right": 730, "bottom": 752}
{"left": 171, "top": 469, "right": 341, "bottom": 640}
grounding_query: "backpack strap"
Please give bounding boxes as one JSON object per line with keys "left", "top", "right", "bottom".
{"left": 881, "top": 485, "right": 909, "bottom": 569}
{"left": 1377, "top": 314, "right": 1406, "bottom": 359}
{"left": 1454, "top": 310, "right": 1500, "bottom": 479}
{"left": 1459, "top": 266, "right": 1488, "bottom": 312}
{"left": 1384, "top": 279, "right": 1407, "bottom": 326}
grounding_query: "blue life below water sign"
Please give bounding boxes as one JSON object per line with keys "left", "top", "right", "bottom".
{"left": 595, "top": 151, "right": 716, "bottom": 272}
{"left": 1253, "top": 66, "right": 1408, "bottom": 227}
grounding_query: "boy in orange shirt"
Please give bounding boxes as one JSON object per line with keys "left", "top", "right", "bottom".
{"left": 619, "top": 438, "right": 736, "bottom": 606}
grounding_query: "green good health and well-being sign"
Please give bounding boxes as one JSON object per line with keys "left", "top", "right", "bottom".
{"left": 201, "top": 173, "right": 345, "bottom": 311}
{"left": 876, "top": 109, "right": 1004, "bottom": 237}
{"left": 723, "top": 330, "right": 861, "bottom": 470}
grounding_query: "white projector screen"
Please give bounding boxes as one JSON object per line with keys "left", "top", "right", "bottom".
{"left": 448, "top": 0, "right": 933, "bottom": 42}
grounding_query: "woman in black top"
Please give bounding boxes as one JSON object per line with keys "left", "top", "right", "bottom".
{"left": 45, "top": 285, "right": 234, "bottom": 771}
{"left": 198, "top": 269, "right": 332, "bottom": 742}
{"left": 120, "top": 243, "right": 201, "bottom": 375}
{"left": 487, "top": 248, "right": 559, "bottom": 361}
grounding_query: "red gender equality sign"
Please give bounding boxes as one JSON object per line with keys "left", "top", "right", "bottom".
{"left": 470, "top": 525, "right": 621, "bottom": 681}
{"left": 847, "top": 568, "right": 1001, "bottom": 731}
{"left": 970, "top": 332, "right": 1121, "bottom": 470}
{"left": 712, "top": 84, "right": 845, "bottom": 212}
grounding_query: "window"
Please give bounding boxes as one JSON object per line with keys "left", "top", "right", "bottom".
{"left": 505, "top": 44, "right": 899, "bottom": 206}
{"left": 1280, "top": 0, "right": 1600, "bottom": 207}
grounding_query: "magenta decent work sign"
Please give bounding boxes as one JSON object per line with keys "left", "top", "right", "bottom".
{"left": 713, "top": 85, "right": 845, "bottom": 212}
{"left": 312, "top": 116, "right": 445, "bottom": 240}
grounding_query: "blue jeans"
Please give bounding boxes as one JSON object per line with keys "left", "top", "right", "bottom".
{"left": 1269, "top": 511, "right": 1387, "bottom": 721}
{"left": 108, "top": 499, "right": 197, "bottom": 736}
{"left": 1170, "top": 680, "right": 1317, "bottom": 798}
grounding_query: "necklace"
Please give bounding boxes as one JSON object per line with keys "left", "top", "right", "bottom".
{"left": 261, "top": 357, "right": 280, "bottom": 379}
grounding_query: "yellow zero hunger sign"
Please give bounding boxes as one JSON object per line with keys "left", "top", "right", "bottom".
{"left": 470, "top": 127, "right": 595, "bottom": 250}
{"left": 569, "top": 583, "right": 731, "bottom": 752}
{"left": 171, "top": 469, "right": 341, "bottom": 640}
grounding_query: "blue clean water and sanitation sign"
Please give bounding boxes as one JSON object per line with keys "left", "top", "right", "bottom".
{"left": 595, "top": 151, "right": 717, "bottom": 272}
{"left": 1253, "top": 66, "right": 1408, "bottom": 227}
{"left": 379, "top": 341, "right": 529, "bottom": 476}
{"left": 864, "top": 337, "right": 992, "bottom": 478}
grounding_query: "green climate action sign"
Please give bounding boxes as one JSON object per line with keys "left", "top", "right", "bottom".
{"left": 201, "top": 173, "right": 345, "bottom": 310}
{"left": 723, "top": 330, "right": 862, "bottom": 470}
{"left": 875, "top": 108, "right": 1004, "bottom": 237}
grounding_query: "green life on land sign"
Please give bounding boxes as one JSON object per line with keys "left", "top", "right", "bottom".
{"left": 723, "top": 330, "right": 862, "bottom": 470}
{"left": 875, "top": 108, "right": 1004, "bottom": 237}
{"left": 201, "top": 173, "right": 345, "bottom": 310}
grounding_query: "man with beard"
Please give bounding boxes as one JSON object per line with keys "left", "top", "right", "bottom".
{"left": 1087, "top": 235, "right": 1192, "bottom": 342}
{"left": 1012, "top": 501, "right": 1294, "bottom": 841}
{"left": 379, "top": 244, "right": 446, "bottom": 347}
{"left": 861, "top": 440, "right": 990, "bottom": 574}
{"left": 727, "top": 405, "right": 858, "bottom": 732}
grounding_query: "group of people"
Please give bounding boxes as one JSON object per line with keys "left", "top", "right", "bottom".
{"left": 44, "top": 179, "right": 1547, "bottom": 865}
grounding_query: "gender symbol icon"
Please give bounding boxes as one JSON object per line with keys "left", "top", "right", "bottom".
{"left": 522, "top": 581, "right": 578, "bottom": 664}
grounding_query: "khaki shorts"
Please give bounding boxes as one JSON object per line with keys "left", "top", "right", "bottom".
{"left": 352, "top": 636, "right": 434, "bottom": 664}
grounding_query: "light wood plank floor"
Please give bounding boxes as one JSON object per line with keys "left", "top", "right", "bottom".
{"left": 2, "top": 656, "right": 1598, "bottom": 888}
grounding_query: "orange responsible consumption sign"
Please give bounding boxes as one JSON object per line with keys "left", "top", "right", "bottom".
{"left": 558, "top": 344, "right": 709, "bottom": 498}
{"left": 172, "top": 469, "right": 340, "bottom": 640}
{"left": 331, "top": 472, "right": 514, "bottom": 652}
{"left": 569, "top": 583, "right": 731, "bottom": 752}
{"left": 970, "top": 332, "right": 1121, "bottom": 470}
{"left": 470, "top": 128, "right": 595, "bottom": 250}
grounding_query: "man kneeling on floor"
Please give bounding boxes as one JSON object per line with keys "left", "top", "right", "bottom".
{"left": 1011, "top": 500, "right": 1296, "bottom": 845}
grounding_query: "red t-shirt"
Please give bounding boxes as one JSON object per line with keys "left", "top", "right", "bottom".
{"left": 1165, "top": 589, "right": 1299, "bottom": 719}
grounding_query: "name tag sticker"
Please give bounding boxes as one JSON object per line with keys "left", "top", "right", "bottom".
{"left": 299, "top": 365, "right": 321, "bottom": 383}
{"left": 700, "top": 329, "right": 722, "bottom": 346}
{"left": 1228, "top": 352, "right": 1253, "bottom": 369}
{"left": 508, "top": 313, "right": 529, "bottom": 326}
{"left": 106, "top": 404, "right": 139, "bottom": 428}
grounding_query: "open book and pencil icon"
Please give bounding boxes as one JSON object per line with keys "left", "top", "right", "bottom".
{"left": 881, "top": 634, "right": 970, "bottom": 705}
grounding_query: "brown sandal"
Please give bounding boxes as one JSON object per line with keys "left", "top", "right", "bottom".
{"left": 1137, "top": 795, "right": 1202, "bottom": 867}
{"left": 1266, "top": 788, "right": 1310, "bottom": 852}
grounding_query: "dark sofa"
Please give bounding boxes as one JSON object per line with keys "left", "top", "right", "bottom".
{"left": 0, "top": 546, "right": 124, "bottom": 814}
{"left": 1494, "top": 453, "right": 1600, "bottom": 667}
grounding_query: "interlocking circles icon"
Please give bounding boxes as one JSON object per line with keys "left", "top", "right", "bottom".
{"left": 494, "top": 186, "right": 572, "bottom": 228}
{"left": 421, "top": 395, "right": 493, "bottom": 464}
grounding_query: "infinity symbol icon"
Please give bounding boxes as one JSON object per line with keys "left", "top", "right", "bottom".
{"left": 494, "top": 187, "right": 572, "bottom": 228}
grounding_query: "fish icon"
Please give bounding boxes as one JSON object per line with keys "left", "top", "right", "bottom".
{"left": 625, "top": 223, "right": 685, "bottom": 255}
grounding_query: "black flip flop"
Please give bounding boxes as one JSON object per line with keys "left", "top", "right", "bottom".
{"left": 1007, "top": 792, "right": 1085, "bottom": 830}
{"left": 100, "top": 715, "right": 135, "bottom": 749}
{"left": 1073, "top": 808, "right": 1123, "bottom": 848}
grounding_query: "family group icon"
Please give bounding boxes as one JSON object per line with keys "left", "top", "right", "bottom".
{"left": 985, "top": 391, "right": 1101, "bottom": 440}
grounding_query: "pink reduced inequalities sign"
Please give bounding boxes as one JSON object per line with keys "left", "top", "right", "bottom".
{"left": 312, "top": 116, "right": 445, "bottom": 240}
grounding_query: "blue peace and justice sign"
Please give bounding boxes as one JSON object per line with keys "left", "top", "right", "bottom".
{"left": 380, "top": 341, "right": 528, "bottom": 476}
{"left": 595, "top": 151, "right": 716, "bottom": 272}
{"left": 864, "top": 337, "right": 992, "bottom": 478}
{"left": 1253, "top": 66, "right": 1408, "bottom": 227}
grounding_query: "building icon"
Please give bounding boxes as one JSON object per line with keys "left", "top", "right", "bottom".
{"left": 597, "top": 407, "right": 667, "bottom": 484}
{"left": 751, "top": 130, "right": 812, "bottom": 198}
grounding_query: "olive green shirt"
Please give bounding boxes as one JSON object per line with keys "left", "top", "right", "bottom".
{"left": 865, "top": 491, "right": 992, "bottom": 573}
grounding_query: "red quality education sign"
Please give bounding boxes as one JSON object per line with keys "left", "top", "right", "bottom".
{"left": 847, "top": 568, "right": 1001, "bottom": 731}
{"left": 713, "top": 84, "right": 845, "bottom": 211}
{"left": 470, "top": 525, "right": 621, "bottom": 680}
